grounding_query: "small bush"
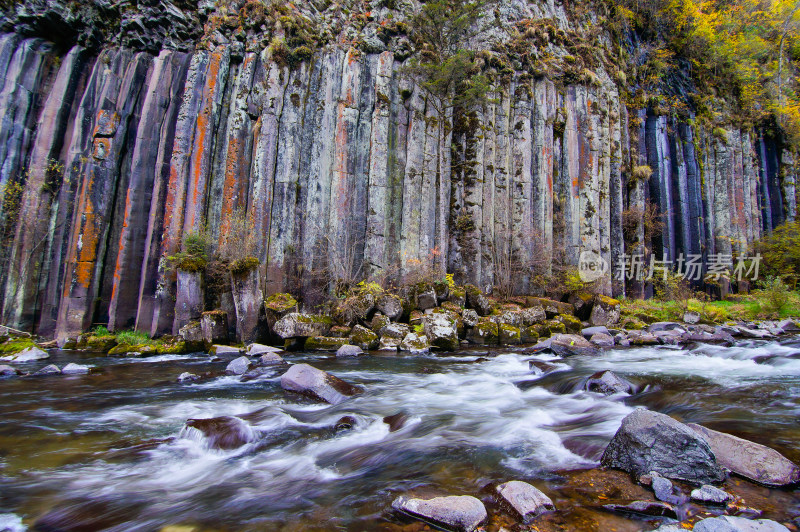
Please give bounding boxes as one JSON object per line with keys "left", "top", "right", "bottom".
{"left": 115, "top": 330, "right": 153, "bottom": 346}
{"left": 631, "top": 165, "right": 653, "bottom": 182}
{"left": 757, "top": 275, "right": 791, "bottom": 314}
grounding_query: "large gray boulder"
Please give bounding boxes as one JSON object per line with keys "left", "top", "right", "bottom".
{"left": 247, "top": 343, "right": 283, "bottom": 356}
{"left": 392, "top": 495, "right": 487, "bottom": 532}
{"left": 225, "top": 356, "right": 251, "bottom": 375}
{"left": 601, "top": 409, "right": 726, "bottom": 484}
{"left": 693, "top": 516, "right": 790, "bottom": 532}
{"left": 33, "top": 364, "right": 61, "bottom": 376}
{"left": 690, "top": 484, "right": 733, "bottom": 504}
{"left": 422, "top": 313, "right": 459, "bottom": 351}
{"left": 495, "top": 481, "right": 554, "bottom": 523}
{"left": 61, "top": 363, "right": 91, "bottom": 375}
{"left": 399, "top": 333, "right": 430, "bottom": 354}
{"left": 549, "top": 333, "right": 598, "bottom": 357}
{"left": 336, "top": 344, "right": 364, "bottom": 357}
{"left": 688, "top": 423, "right": 800, "bottom": 487}
{"left": 280, "top": 364, "right": 362, "bottom": 405}
{"left": 590, "top": 295, "right": 620, "bottom": 326}
{"left": 273, "top": 313, "right": 331, "bottom": 339}
{"left": 1, "top": 346, "right": 49, "bottom": 362}
{"left": 376, "top": 294, "right": 403, "bottom": 320}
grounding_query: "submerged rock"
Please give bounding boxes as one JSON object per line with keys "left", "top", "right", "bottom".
{"left": 601, "top": 409, "right": 726, "bottom": 484}
{"left": 495, "top": 481, "right": 554, "bottom": 523}
{"left": 33, "top": 364, "right": 60, "bottom": 376}
{"left": 177, "top": 372, "right": 199, "bottom": 382}
{"left": 0, "top": 364, "right": 19, "bottom": 377}
{"left": 602, "top": 500, "right": 677, "bottom": 518}
{"left": 183, "top": 416, "right": 257, "bottom": 450}
{"left": 383, "top": 412, "right": 408, "bottom": 432}
{"left": 280, "top": 364, "right": 362, "bottom": 405}
{"left": 693, "top": 516, "right": 790, "bottom": 532}
{"left": 584, "top": 370, "right": 635, "bottom": 395}
{"left": 61, "top": 363, "right": 91, "bottom": 375}
{"left": 687, "top": 423, "right": 800, "bottom": 486}
{"left": 392, "top": 495, "right": 487, "bottom": 532}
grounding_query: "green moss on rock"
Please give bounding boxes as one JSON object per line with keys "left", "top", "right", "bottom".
{"left": 0, "top": 337, "right": 35, "bottom": 355}
{"left": 557, "top": 314, "right": 582, "bottom": 333}
{"left": 499, "top": 324, "right": 522, "bottom": 345}
{"left": 265, "top": 292, "right": 298, "bottom": 313}
{"left": 305, "top": 336, "right": 350, "bottom": 351}
{"left": 350, "top": 325, "right": 379, "bottom": 350}
{"left": 544, "top": 320, "right": 566, "bottom": 335}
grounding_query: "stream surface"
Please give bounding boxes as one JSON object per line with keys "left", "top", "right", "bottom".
{"left": 1, "top": 339, "right": 800, "bottom": 531}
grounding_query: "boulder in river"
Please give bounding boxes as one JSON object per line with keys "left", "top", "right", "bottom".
{"left": 693, "top": 516, "right": 790, "bottom": 532}
{"left": 259, "top": 352, "right": 284, "bottom": 365}
{"left": 33, "top": 364, "right": 61, "bottom": 376}
{"left": 183, "top": 416, "right": 257, "bottom": 450}
{"left": 687, "top": 423, "right": 800, "bottom": 486}
{"left": 648, "top": 322, "right": 687, "bottom": 333}
{"left": 590, "top": 333, "right": 615, "bottom": 347}
{"left": 280, "top": 363, "right": 362, "bottom": 405}
{"left": 0, "top": 364, "right": 19, "bottom": 377}
{"left": 61, "top": 363, "right": 91, "bottom": 375}
{"left": 581, "top": 325, "right": 610, "bottom": 338}
{"left": 392, "top": 495, "right": 487, "bottom": 532}
{"left": 273, "top": 313, "right": 332, "bottom": 339}
{"left": 690, "top": 484, "right": 733, "bottom": 504}
{"left": 495, "top": 481, "right": 554, "bottom": 523}
{"left": 422, "top": 313, "right": 459, "bottom": 351}
{"left": 336, "top": 344, "right": 363, "bottom": 357}
{"left": 376, "top": 294, "right": 403, "bottom": 320}
{"left": 225, "top": 356, "right": 251, "bottom": 375}
{"left": 584, "top": 370, "right": 635, "bottom": 395}
{"left": 383, "top": 412, "right": 408, "bottom": 432}
{"left": 590, "top": 294, "right": 620, "bottom": 326}
{"left": 549, "top": 334, "right": 599, "bottom": 357}
{"left": 177, "top": 372, "right": 200, "bottom": 382}
{"left": 601, "top": 409, "right": 726, "bottom": 484}
{"left": 399, "top": 333, "right": 430, "bottom": 354}
{"left": 210, "top": 345, "right": 242, "bottom": 356}
{"left": 247, "top": 343, "right": 282, "bottom": 356}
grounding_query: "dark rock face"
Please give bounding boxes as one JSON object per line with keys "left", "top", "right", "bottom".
{"left": 0, "top": 9, "right": 794, "bottom": 341}
{"left": 183, "top": 416, "right": 257, "bottom": 450}
{"left": 602, "top": 500, "right": 677, "bottom": 519}
{"left": 601, "top": 409, "right": 726, "bottom": 484}
{"left": 280, "top": 363, "right": 362, "bottom": 405}
{"left": 392, "top": 495, "right": 487, "bottom": 532}
{"left": 383, "top": 412, "right": 408, "bottom": 432}
{"left": 687, "top": 423, "right": 800, "bottom": 487}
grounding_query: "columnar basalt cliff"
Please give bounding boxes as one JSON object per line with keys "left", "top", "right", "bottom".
{"left": 0, "top": 0, "right": 797, "bottom": 340}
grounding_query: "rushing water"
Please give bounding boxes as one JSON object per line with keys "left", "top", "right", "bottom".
{"left": 1, "top": 339, "right": 799, "bottom": 531}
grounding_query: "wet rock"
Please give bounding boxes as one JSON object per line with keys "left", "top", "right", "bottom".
{"left": 601, "top": 409, "right": 726, "bottom": 484}
{"left": 416, "top": 289, "right": 437, "bottom": 310}
{"left": 33, "top": 364, "right": 60, "bottom": 376}
{"left": 183, "top": 416, "right": 257, "bottom": 450}
{"left": 777, "top": 319, "right": 800, "bottom": 333}
{"left": 590, "top": 333, "right": 615, "bottom": 347}
{"left": 498, "top": 324, "right": 522, "bottom": 345}
{"left": 350, "top": 325, "right": 379, "bottom": 351}
{"left": 210, "top": 345, "right": 242, "bottom": 356}
{"left": 225, "top": 356, "right": 251, "bottom": 375}
{"left": 336, "top": 344, "right": 364, "bottom": 357}
{"left": 584, "top": 370, "right": 635, "bottom": 395}
{"left": 0, "top": 364, "right": 19, "bottom": 377}
{"left": 178, "top": 320, "right": 204, "bottom": 345}
{"left": 693, "top": 516, "right": 790, "bottom": 532}
{"left": 690, "top": 484, "right": 733, "bottom": 504}
{"left": 280, "top": 363, "right": 362, "bottom": 405}
{"left": 602, "top": 500, "right": 677, "bottom": 518}
{"left": 391, "top": 495, "right": 487, "bottom": 532}
{"left": 376, "top": 294, "right": 403, "bottom": 320}
{"left": 273, "top": 313, "right": 332, "bottom": 339}
{"left": 680, "top": 331, "right": 736, "bottom": 347}
{"left": 258, "top": 351, "right": 284, "bottom": 365}
{"left": 549, "top": 334, "right": 599, "bottom": 357}
{"left": 648, "top": 322, "right": 687, "bottom": 333}
{"left": 466, "top": 319, "right": 498, "bottom": 345}
{"left": 378, "top": 337, "right": 401, "bottom": 351}
{"left": 529, "top": 360, "right": 560, "bottom": 376}
{"left": 2, "top": 346, "right": 49, "bottom": 362}
{"left": 648, "top": 471, "right": 685, "bottom": 504}
{"left": 383, "top": 412, "right": 408, "bottom": 432}
{"left": 62, "top": 363, "right": 91, "bottom": 375}
{"left": 628, "top": 331, "right": 660, "bottom": 345}
{"left": 687, "top": 423, "right": 800, "bottom": 486}
{"left": 201, "top": 310, "right": 229, "bottom": 344}
{"left": 736, "top": 327, "right": 773, "bottom": 339}
{"left": 177, "top": 372, "right": 199, "bottom": 382}
{"left": 335, "top": 416, "right": 357, "bottom": 431}
{"left": 495, "top": 481, "right": 554, "bottom": 522}
{"left": 240, "top": 367, "right": 275, "bottom": 382}
{"left": 590, "top": 295, "right": 621, "bottom": 326}
{"left": 399, "top": 333, "right": 430, "bottom": 354}
{"left": 422, "top": 313, "right": 459, "bottom": 351}
{"left": 582, "top": 325, "right": 610, "bottom": 338}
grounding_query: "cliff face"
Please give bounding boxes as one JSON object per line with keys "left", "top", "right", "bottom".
{"left": 0, "top": 1, "right": 797, "bottom": 340}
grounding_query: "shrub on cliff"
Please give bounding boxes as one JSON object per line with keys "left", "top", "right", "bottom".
{"left": 756, "top": 220, "right": 800, "bottom": 289}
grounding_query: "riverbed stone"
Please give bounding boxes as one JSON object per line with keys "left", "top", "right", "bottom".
{"left": 391, "top": 495, "right": 487, "bottom": 532}
{"left": 305, "top": 336, "right": 350, "bottom": 351}
{"left": 399, "top": 333, "right": 430, "bottom": 354}
{"left": 602, "top": 500, "right": 677, "bottom": 518}
{"left": 590, "top": 332, "right": 615, "bottom": 347}
{"left": 601, "top": 409, "right": 726, "bottom": 484}
{"left": 259, "top": 352, "right": 284, "bottom": 365}
{"left": 280, "top": 363, "right": 362, "bottom": 405}
{"left": 648, "top": 322, "right": 687, "bottom": 333}
{"left": 210, "top": 345, "right": 242, "bottom": 356}
{"left": 33, "top": 364, "right": 60, "bottom": 376}
{"left": 549, "top": 333, "right": 599, "bottom": 357}
{"left": 582, "top": 325, "right": 610, "bottom": 338}
{"left": 687, "top": 423, "right": 800, "bottom": 486}
{"left": 693, "top": 516, "right": 790, "bottom": 532}
{"left": 466, "top": 319, "right": 498, "bottom": 345}
{"left": 336, "top": 344, "right": 363, "bottom": 357}
{"left": 247, "top": 343, "right": 282, "bottom": 356}
{"left": 62, "top": 363, "right": 91, "bottom": 375}
{"left": 584, "top": 370, "right": 635, "bottom": 395}
{"left": 495, "top": 481, "right": 554, "bottom": 522}
{"left": 499, "top": 324, "right": 522, "bottom": 345}
{"left": 177, "top": 372, "right": 200, "bottom": 382}
{"left": 226, "top": 356, "right": 251, "bottom": 375}
{"left": 0, "top": 364, "right": 19, "bottom": 377}
{"left": 690, "top": 484, "right": 734, "bottom": 504}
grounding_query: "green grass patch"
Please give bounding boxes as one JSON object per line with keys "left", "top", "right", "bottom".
{"left": 0, "top": 337, "right": 35, "bottom": 355}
